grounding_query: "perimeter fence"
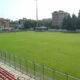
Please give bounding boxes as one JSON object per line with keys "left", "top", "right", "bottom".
{"left": 0, "top": 50, "right": 80, "bottom": 80}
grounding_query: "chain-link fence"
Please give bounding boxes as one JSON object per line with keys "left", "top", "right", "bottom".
{"left": 0, "top": 29, "right": 33, "bottom": 33}
{"left": 1, "top": 29, "right": 80, "bottom": 33}
{"left": 0, "top": 50, "right": 80, "bottom": 80}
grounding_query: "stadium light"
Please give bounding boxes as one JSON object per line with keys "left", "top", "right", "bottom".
{"left": 35, "top": 0, "right": 38, "bottom": 27}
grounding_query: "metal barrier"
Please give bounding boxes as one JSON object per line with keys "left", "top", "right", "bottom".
{"left": 0, "top": 50, "right": 80, "bottom": 80}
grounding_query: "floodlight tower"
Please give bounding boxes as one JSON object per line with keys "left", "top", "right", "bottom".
{"left": 36, "top": 0, "right": 38, "bottom": 27}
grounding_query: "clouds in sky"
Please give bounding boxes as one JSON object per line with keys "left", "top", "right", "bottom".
{"left": 0, "top": 0, "right": 80, "bottom": 20}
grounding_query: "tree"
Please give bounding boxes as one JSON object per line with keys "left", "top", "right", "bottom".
{"left": 62, "top": 14, "right": 77, "bottom": 31}
{"left": 71, "top": 14, "right": 77, "bottom": 31}
{"left": 43, "top": 21, "right": 52, "bottom": 28}
{"left": 10, "top": 21, "right": 18, "bottom": 29}
{"left": 64, "top": 15, "right": 72, "bottom": 30}
{"left": 23, "top": 19, "right": 52, "bottom": 29}
{"left": 62, "top": 17, "right": 68, "bottom": 29}
{"left": 24, "top": 20, "right": 36, "bottom": 29}
{"left": 76, "top": 17, "right": 80, "bottom": 29}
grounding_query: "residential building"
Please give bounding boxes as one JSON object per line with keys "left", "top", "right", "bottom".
{"left": 52, "top": 10, "right": 69, "bottom": 28}
{"left": 0, "top": 18, "right": 9, "bottom": 30}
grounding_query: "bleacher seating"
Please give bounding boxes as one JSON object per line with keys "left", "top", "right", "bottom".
{"left": 0, "top": 67, "right": 21, "bottom": 80}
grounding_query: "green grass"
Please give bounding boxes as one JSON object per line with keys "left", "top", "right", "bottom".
{"left": 0, "top": 31, "right": 80, "bottom": 77}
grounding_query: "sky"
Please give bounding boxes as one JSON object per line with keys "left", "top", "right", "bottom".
{"left": 0, "top": 0, "right": 80, "bottom": 20}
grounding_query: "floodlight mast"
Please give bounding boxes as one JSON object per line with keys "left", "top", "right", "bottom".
{"left": 36, "top": 0, "right": 38, "bottom": 27}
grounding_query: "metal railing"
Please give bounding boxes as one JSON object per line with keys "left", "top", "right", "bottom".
{"left": 0, "top": 50, "right": 80, "bottom": 80}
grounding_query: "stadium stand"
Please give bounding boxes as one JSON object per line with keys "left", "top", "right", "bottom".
{"left": 0, "top": 67, "right": 21, "bottom": 80}
{"left": 0, "top": 61, "right": 35, "bottom": 80}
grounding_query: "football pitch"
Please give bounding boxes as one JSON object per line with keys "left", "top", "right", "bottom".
{"left": 0, "top": 31, "right": 80, "bottom": 77}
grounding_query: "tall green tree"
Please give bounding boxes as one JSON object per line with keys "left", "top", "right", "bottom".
{"left": 65, "top": 15, "right": 72, "bottom": 30}
{"left": 24, "top": 20, "right": 36, "bottom": 29}
{"left": 62, "top": 17, "right": 68, "bottom": 29}
{"left": 71, "top": 14, "right": 77, "bottom": 31}
{"left": 62, "top": 14, "right": 77, "bottom": 31}
{"left": 76, "top": 17, "right": 80, "bottom": 29}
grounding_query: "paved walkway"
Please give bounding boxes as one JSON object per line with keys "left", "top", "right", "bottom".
{"left": 0, "top": 61, "right": 35, "bottom": 80}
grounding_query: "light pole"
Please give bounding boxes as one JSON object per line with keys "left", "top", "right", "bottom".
{"left": 36, "top": 0, "right": 38, "bottom": 27}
